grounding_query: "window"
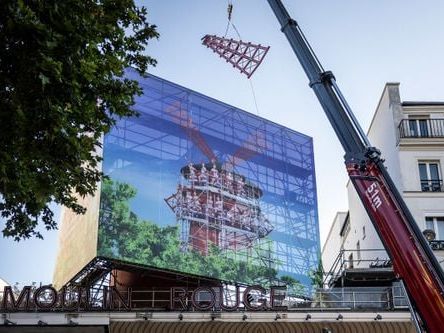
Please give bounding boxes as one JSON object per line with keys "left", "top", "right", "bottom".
{"left": 362, "top": 226, "right": 366, "bottom": 240}
{"left": 340, "top": 215, "right": 351, "bottom": 238}
{"left": 426, "top": 217, "right": 444, "bottom": 240}
{"left": 348, "top": 253, "right": 354, "bottom": 269}
{"left": 408, "top": 118, "right": 429, "bottom": 137}
{"left": 418, "top": 161, "right": 442, "bottom": 192}
{"left": 356, "top": 241, "right": 361, "bottom": 261}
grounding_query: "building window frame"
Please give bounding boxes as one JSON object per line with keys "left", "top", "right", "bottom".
{"left": 425, "top": 216, "right": 444, "bottom": 241}
{"left": 408, "top": 118, "right": 430, "bottom": 137}
{"left": 418, "top": 160, "right": 443, "bottom": 192}
{"left": 348, "top": 252, "right": 354, "bottom": 269}
{"left": 340, "top": 215, "right": 351, "bottom": 239}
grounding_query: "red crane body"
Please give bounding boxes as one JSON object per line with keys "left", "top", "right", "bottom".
{"left": 266, "top": 0, "right": 444, "bottom": 330}
{"left": 348, "top": 160, "right": 444, "bottom": 331}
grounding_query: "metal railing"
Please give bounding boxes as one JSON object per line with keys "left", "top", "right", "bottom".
{"left": 300, "top": 286, "right": 407, "bottom": 310}
{"left": 429, "top": 240, "right": 444, "bottom": 251}
{"left": 324, "top": 249, "right": 392, "bottom": 289}
{"left": 420, "top": 179, "right": 444, "bottom": 192}
{"left": 0, "top": 286, "right": 408, "bottom": 312}
{"left": 398, "top": 119, "right": 444, "bottom": 140}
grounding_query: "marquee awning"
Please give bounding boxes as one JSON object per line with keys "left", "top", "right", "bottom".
{"left": 110, "top": 321, "right": 415, "bottom": 333}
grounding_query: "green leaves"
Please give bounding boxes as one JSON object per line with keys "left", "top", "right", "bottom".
{"left": 98, "top": 179, "right": 281, "bottom": 285}
{"left": 309, "top": 259, "right": 324, "bottom": 289}
{"left": 38, "top": 73, "right": 50, "bottom": 86}
{"left": 0, "top": 0, "right": 158, "bottom": 239}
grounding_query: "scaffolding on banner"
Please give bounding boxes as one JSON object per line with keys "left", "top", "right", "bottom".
{"left": 165, "top": 161, "right": 273, "bottom": 256}
{"left": 106, "top": 70, "right": 320, "bottom": 291}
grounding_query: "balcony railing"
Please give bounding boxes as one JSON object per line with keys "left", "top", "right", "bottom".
{"left": 398, "top": 119, "right": 444, "bottom": 139}
{"left": 420, "top": 179, "right": 444, "bottom": 192}
{"left": 324, "top": 249, "right": 392, "bottom": 288}
{"left": 306, "top": 286, "right": 408, "bottom": 310}
{"left": 429, "top": 240, "right": 444, "bottom": 251}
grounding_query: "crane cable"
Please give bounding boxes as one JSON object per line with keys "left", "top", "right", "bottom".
{"left": 228, "top": 2, "right": 233, "bottom": 21}
{"left": 223, "top": 1, "right": 233, "bottom": 38}
{"left": 223, "top": 1, "right": 261, "bottom": 116}
{"left": 224, "top": 1, "right": 241, "bottom": 39}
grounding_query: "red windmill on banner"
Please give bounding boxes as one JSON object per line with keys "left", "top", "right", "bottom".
{"left": 202, "top": 35, "right": 270, "bottom": 78}
{"left": 163, "top": 99, "right": 273, "bottom": 255}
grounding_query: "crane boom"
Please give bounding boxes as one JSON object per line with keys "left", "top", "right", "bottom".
{"left": 266, "top": 0, "right": 444, "bottom": 331}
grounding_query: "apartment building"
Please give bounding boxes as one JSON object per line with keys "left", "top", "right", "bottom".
{"left": 323, "top": 83, "right": 444, "bottom": 286}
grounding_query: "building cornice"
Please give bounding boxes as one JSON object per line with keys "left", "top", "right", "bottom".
{"left": 397, "top": 139, "right": 444, "bottom": 149}
{"left": 403, "top": 191, "right": 444, "bottom": 199}
{"left": 402, "top": 102, "right": 444, "bottom": 107}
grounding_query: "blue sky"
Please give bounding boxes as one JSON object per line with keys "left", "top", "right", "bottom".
{"left": 1, "top": 0, "right": 444, "bottom": 285}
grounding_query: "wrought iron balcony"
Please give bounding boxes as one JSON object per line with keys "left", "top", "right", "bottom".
{"left": 398, "top": 119, "right": 444, "bottom": 139}
{"left": 429, "top": 240, "right": 444, "bottom": 251}
{"left": 420, "top": 179, "right": 444, "bottom": 192}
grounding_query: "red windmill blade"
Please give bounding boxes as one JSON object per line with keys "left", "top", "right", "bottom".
{"left": 223, "top": 130, "right": 267, "bottom": 171}
{"left": 202, "top": 35, "right": 270, "bottom": 78}
{"left": 164, "top": 100, "right": 217, "bottom": 161}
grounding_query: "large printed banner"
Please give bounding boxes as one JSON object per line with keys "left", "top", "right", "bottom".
{"left": 96, "top": 69, "right": 320, "bottom": 291}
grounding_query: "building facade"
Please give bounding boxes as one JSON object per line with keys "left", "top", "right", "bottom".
{"left": 323, "top": 83, "right": 444, "bottom": 279}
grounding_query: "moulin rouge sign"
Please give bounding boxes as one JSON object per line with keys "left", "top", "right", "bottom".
{"left": 1, "top": 285, "right": 288, "bottom": 312}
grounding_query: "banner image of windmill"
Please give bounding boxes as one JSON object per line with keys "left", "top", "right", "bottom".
{"left": 78, "top": 69, "right": 321, "bottom": 292}
{"left": 164, "top": 101, "right": 273, "bottom": 256}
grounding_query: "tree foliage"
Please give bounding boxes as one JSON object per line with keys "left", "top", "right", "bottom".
{"left": 309, "top": 259, "right": 324, "bottom": 289}
{"left": 98, "top": 178, "right": 280, "bottom": 285}
{"left": 0, "top": 0, "right": 158, "bottom": 239}
{"left": 280, "top": 275, "right": 305, "bottom": 296}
